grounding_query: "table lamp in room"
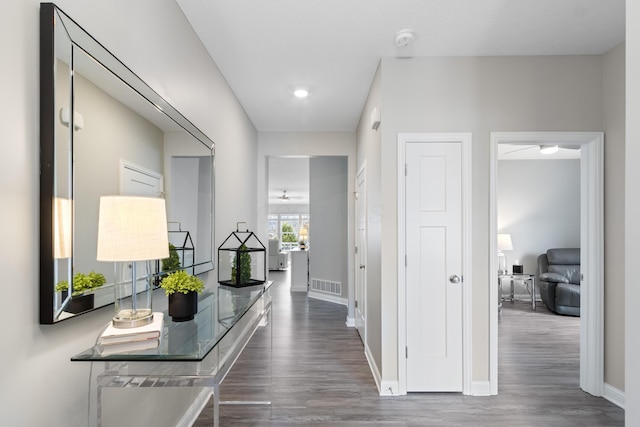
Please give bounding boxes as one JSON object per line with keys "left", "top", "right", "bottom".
{"left": 299, "top": 224, "right": 309, "bottom": 250}
{"left": 497, "top": 233, "right": 513, "bottom": 275}
{"left": 97, "top": 196, "right": 169, "bottom": 328}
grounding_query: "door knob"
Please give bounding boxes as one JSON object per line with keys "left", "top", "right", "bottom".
{"left": 449, "top": 275, "right": 461, "bottom": 284}
{"left": 359, "top": 265, "right": 366, "bottom": 269}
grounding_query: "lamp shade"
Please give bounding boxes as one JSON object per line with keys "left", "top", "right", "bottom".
{"left": 54, "top": 197, "right": 72, "bottom": 259}
{"left": 299, "top": 224, "right": 309, "bottom": 240}
{"left": 97, "top": 196, "right": 169, "bottom": 262}
{"left": 497, "top": 234, "right": 514, "bottom": 251}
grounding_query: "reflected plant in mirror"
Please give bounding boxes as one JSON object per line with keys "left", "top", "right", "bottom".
{"left": 39, "top": 3, "right": 215, "bottom": 324}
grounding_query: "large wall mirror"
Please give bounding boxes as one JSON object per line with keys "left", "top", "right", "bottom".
{"left": 40, "top": 3, "right": 215, "bottom": 324}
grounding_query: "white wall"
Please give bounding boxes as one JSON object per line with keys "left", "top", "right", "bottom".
{"left": 0, "top": 1, "right": 256, "bottom": 425}
{"left": 626, "top": 1, "right": 640, "bottom": 423}
{"left": 498, "top": 159, "right": 581, "bottom": 278}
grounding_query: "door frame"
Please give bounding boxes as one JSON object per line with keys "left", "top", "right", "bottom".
{"left": 489, "top": 131, "right": 604, "bottom": 396}
{"left": 355, "top": 164, "right": 367, "bottom": 342}
{"left": 397, "top": 133, "right": 473, "bottom": 395}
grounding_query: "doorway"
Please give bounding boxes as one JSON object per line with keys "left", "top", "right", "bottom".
{"left": 489, "top": 132, "right": 604, "bottom": 396}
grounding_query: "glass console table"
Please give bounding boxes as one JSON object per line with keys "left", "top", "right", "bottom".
{"left": 72, "top": 281, "right": 272, "bottom": 427}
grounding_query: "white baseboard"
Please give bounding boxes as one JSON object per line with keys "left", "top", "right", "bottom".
{"left": 363, "top": 342, "right": 401, "bottom": 396}
{"left": 603, "top": 382, "right": 625, "bottom": 409}
{"left": 471, "top": 381, "right": 492, "bottom": 396}
{"left": 345, "top": 316, "right": 355, "bottom": 327}
{"left": 308, "top": 290, "right": 347, "bottom": 306}
{"left": 176, "top": 389, "right": 211, "bottom": 427}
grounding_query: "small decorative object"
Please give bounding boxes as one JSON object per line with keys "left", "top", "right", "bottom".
{"left": 160, "top": 270, "right": 205, "bottom": 322}
{"left": 513, "top": 260, "right": 523, "bottom": 274}
{"left": 55, "top": 271, "right": 106, "bottom": 313}
{"left": 97, "top": 196, "right": 169, "bottom": 328}
{"left": 218, "top": 222, "right": 266, "bottom": 287}
{"left": 162, "top": 243, "right": 182, "bottom": 273}
{"left": 167, "top": 222, "right": 195, "bottom": 273}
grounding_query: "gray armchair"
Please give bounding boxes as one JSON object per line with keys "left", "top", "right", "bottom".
{"left": 537, "top": 248, "right": 580, "bottom": 316}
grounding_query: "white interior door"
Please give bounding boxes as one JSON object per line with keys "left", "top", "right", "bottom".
{"left": 355, "top": 167, "right": 367, "bottom": 341}
{"left": 120, "top": 160, "right": 164, "bottom": 197}
{"left": 405, "top": 141, "right": 463, "bottom": 392}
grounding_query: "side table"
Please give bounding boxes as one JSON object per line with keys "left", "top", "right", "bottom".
{"left": 499, "top": 273, "right": 537, "bottom": 310}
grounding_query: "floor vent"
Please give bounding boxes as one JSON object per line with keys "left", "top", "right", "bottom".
{"left": 310, "top": 278, "right": 342, "bottom": 296}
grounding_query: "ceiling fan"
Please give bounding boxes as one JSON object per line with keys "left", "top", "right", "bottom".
{"left": 502, "top": 144, "right": 581, "bottom": 156}
{"left": 271, "top": 190, "right": 304, "bottom": 202}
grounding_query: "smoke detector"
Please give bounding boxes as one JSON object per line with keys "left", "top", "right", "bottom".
{"left": 395, "top": 29, "right": 415, "bottom": 47}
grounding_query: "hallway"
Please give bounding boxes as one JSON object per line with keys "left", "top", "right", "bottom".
{"left": 195, "top": 271, "right": 623, "bottom": 426}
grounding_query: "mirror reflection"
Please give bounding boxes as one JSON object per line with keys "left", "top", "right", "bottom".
{"left": 40, "top": 4, "right": 215, "bottom": 323}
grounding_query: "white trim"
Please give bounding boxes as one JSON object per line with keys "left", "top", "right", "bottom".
{"left": 603, "top": 383, "right": 625, "bottom": 409}
{"left": 345, "top": 316, "right": 355, "bottom": 327}
{"left": 364, "top": 342, "right": 383, "bottom": 393}
{"left": 397, "top": 133, "right": 473, "bottom": 396}
{"left": 119, "top": 159, "right": 164, "bottom": 195}
{"left": 471, "top": 381, "right": 492, "bottom": 397}
{"left": 489, "top": 132, "right": 604, "bottom": 396}
{"left": 307, "top": 290, "right": 347, "bottom": 306}
{"left": 176, "top": 389, "right": 212, "bottom": 427}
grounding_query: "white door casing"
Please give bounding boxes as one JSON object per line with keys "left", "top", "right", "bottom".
{"left": 398, "top": 133, "right": 472, "bottom": 395}
{"left": 489, "top": 132, "right": 604, "bottom": 397}
{"left": 355, "top": 166, "right": 367, "bottom": 342}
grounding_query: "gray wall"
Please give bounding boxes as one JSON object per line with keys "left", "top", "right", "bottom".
{"left": 355, "top": 63, "right": 383, "bottom": 377}
{"left": 626, "top": 2, "right": 640, "bottom": 423}
{"left": 357, "top": 53, "right": 626, "bottom": 390}
{"left": 309, "top": 156, "right": 349, "bottom": 298}
{"left": 497, "top": 159, "right": 581, "bottom": 276}
{"left": 257, "top": 132, "right": 357, "bottom": 320}
{"left": 0, "top": 0, "right": 257, "bottom": 425}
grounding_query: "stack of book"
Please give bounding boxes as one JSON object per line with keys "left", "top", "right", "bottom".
{"left": 97, "top": 313, "right": 164, "bottom": 355}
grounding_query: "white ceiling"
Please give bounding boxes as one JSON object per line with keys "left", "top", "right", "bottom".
{"left": 176, "top": 0, "right": 624, "bottom": 132}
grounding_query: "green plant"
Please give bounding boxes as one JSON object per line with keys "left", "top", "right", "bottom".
{"left": 162, "top": 243, "right": 181, "bottom": 272}
{"left": 55, "top": 280, "right": 69, "bottom": 293}
{"left": 159, "top": 270, "right": 205, "bottom": 295}
{"left": 55, "top": 271, "right": 106, "bottom": 297}
{"left": 231, "top": 244, "right": 252, "bottom": 284}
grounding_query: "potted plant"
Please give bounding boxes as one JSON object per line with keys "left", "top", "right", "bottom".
{"left": 162, "top": 243, "right": 181, "bottom": 273}
{"left": 160, "top": 270, "right": 205, "bottom": 322}
{"left": 55, "top": 271, "right": 106, "bottom": 313}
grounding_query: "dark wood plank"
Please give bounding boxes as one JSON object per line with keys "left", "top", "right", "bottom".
{"left": 193, "top": 271, "right": 623, "bottom": 426}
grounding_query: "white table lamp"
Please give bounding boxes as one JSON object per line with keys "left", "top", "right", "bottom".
{"left": 497, "top": 233, "right": 513, "bottom": 274}
{"left": 97, "top": 196, "right": 169, "bottom": 328}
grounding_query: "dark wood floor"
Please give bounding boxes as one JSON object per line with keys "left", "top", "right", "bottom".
{"left": 194, "top": 271, "right": 623, "bottom": 426}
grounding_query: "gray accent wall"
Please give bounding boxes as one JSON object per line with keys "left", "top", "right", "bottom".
{"left": 309, "top": 156, "right": 349, "bottom": 298}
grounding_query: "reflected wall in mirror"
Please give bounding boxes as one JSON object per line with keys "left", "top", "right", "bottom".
{"left": 40, "top": 3, "right": 215, "bottom": 324}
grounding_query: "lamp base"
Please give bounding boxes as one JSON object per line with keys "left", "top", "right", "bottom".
{"left": 112, "top": 309, "right": 154, "bottom": 328}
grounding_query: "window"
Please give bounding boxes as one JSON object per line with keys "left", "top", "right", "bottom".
{"left": 268, "top": 213, "right": 310, "bottom": 251}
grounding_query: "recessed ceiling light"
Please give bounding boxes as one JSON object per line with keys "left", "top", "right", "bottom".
{"left": 294, "top": 89, "right": 309, "bottom": 98}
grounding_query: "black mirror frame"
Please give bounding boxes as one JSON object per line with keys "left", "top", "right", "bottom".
{"left": 39, "top": 3, "right": 215, "bottom": 324}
